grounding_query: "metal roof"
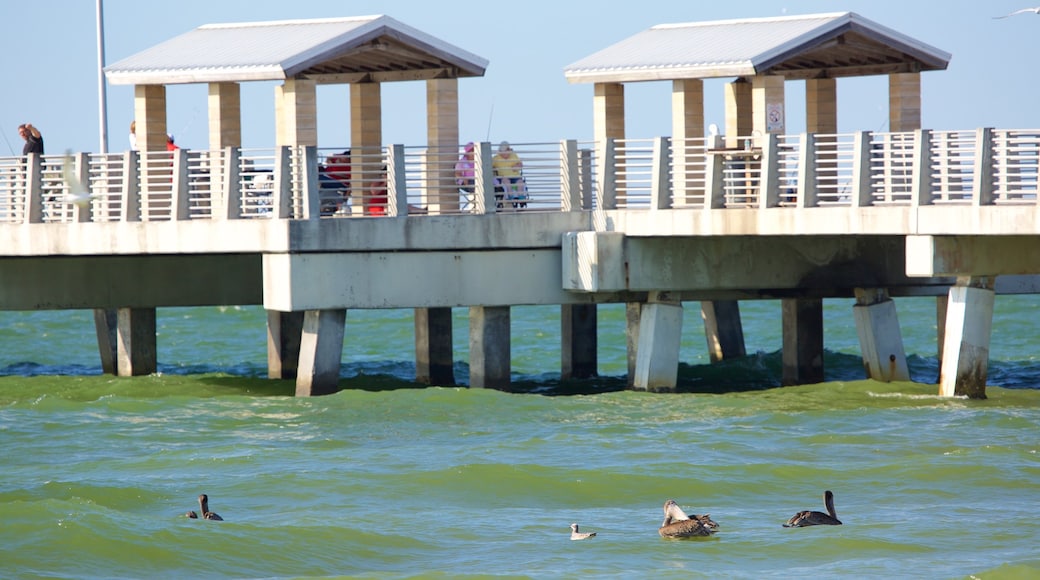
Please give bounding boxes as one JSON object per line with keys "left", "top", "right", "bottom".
{"left": 104, "top": 15, "right": 489, "bottom": 86}
{"left": 564, "top": 12, "right": 951, "bottom": 84}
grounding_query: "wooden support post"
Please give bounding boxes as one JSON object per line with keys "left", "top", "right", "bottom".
{"left": 853, "top": 288, "right": 910, "bottom": 382}
{"left": 940, "top": 277, "right": 994, "bottom": 399}
{"left": 633, "top": 291, "right": 683, "bottom": 392}
{"left": 562, "top": 304, "right": 598, "bottom": 379}
{"left": 117, "top": 307, "right": 157, "bottom": 377}
{"left": 469, "top": 306, "right": 511, "bottom": 389}
{"left": 415, "top": 307, "right": 455, "bottom": 385}
{"left": 701, "top": 300, "right": 746, "bottom": 363}
{"left": 781, "top": 298, "right": 824, "bottom": 386}
{"left": 267, "top": 310, "right": 303, "bottom": 380}
{"left": 295, "top": 309, "right": 346, "bottom": 397}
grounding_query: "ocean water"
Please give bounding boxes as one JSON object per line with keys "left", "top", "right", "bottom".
{"left": 1, "top": 297, "right": 1039, "bottom": 579}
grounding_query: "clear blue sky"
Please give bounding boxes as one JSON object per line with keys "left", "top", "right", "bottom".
{"left": 1, "top": 0, "right": 1036, "bottom": 155}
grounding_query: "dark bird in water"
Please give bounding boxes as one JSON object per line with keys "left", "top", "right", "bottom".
{"left": 994, "top": 7, "right": 1040, "bottom": 19}
{"left": 570, "top": 523, "right": 597, "bottom": 540}
{"left": 186, "top": 494, "right": 223, "bottom": 521}
{"left": 658, "top": 499, "right": 719, "bottom": 538}
{"left": 783, "top": 490, "right": 842, "bottom": 527}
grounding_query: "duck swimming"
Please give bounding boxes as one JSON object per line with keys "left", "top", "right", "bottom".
{"left": 658, "top": 499, "right": 719, "bottom": 538}
{"left": 783, "top": 490, "right": 842, "bottom": 527}
{"left": 570, "top": 523, "right": 597, "bottom": 540}
{"left": 188, "top": 494, "right": 223, "bottom": 521}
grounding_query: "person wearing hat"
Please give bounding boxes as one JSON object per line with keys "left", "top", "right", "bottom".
{"left": 454, "top": 141, "right": 476, "bottom": 193}
{"left": 493, "top": 141, "right": 525, "bottom": 206}
{"left": 166, "top": 134, "right": 179, "bottom": 151}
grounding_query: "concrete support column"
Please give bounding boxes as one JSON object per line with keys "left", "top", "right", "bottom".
{"left": 267, "top": 310, "right": 304, "bottom": 380}
{"left": 723, "top": 78, "right": 752, "bottom": 149}
{"left": 940, "top": 277, "right": 994, "bottom": 399}
{"left": 935, "top": 294, "right": 948, "bottom": 382}
{"left": 700, "top": 300, "right": 746, "bottom": 363}
{"left": 117, "top": 307, "right": 157, "bottom": 377}
{"left": 295, "top": 308, "right": 346, "bottom": 397}
{"left": 415, "top": 307, "right": 455, "bottom": 385}
{"left": 561, "top": 304, "right": 598, "bottom": 380}
{"left": 593, "top": 82, "right": 625, "bottom": 144}
{"left": 889, "top": 72, "right": 921, "bottom": 132}
{"left": 351, "top": 82, "right": 383, "bottom": 215}
{"left": 671, "top": 79, "right": 704, "bottom": 205}
{"left": 469, "top": 306, "right": 510, "bottom": 389}
{"left": 632, "top": 291, "right": 683, "bottom": 392}
{"left": 275, "top": 78, "right": 317, "bottom": 147}
{"left": 625, "top": 302, "right": 641, "bottom": 388}
{"left": 208, "top": 82, "right": 242, "bottom": 150}
{"left": 93, "top": 308, "right": 118, "bottom": 375}
{"left": 806, "top": 78, "right": 837, "bottom": 134}
{"left": 752, "top": 74, "right": 786, "bottom": 138}
{"left": 426, "top": 78, "right": 460, "bottom": 214}
{"left": 781, "top": 298, "right": 824, "bottom": 386}
{"left": 134, "top": 84, "right": 168, "bottom": 152}
{"left": 852, "top": 288, "right": 910, "bottom": 382}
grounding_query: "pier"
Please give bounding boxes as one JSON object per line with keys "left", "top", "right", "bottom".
{"left": 2, "top": 12, "right": 1036, "bottom": 398}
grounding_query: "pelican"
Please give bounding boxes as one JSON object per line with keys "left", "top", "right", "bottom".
{"left": 994, "top": 7, "right": 1040, "bottom": 18}
{"left": 191, "top": 493, "right": 223, "bottom": 521}
{"left": 570, "top": 523, "right": 597, "bottom": 540}
{"left": 658, "top": 499, "right": 719, "bottom": 538}
{"left": 783, "top": 490, "right": 842, "bottom": 527}
{"left": 60, "top": 151, "right": 100, "bottom": 208}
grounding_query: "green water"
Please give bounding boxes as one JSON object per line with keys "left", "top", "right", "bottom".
{"left": 2, "top": 300, "right": 1040, "bottom": 578}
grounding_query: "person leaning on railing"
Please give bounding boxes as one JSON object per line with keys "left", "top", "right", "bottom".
{"left": 17, "top": 123, "right": 44, "bottom": 155}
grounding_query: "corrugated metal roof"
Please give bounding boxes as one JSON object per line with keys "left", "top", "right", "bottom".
{"left": 564, "top": 12, "right": 951, "bottom": 84}
{"left": 105, "top": 15, "right": 489, "bottom": 85}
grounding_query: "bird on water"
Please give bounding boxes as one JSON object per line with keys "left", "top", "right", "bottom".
{"left": 185, "top": 494, "right": 223, "bottom": 521}
{"left": 570, "top": 523, "right": 597, "bottom": 540}
{"left": 658, "top": 499, "right": 719, "bottom": 538}
{"left": 783, "top": 490, "right": 842, "bottom": 527}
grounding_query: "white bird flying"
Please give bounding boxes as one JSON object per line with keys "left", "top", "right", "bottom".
{"left": 60, "top": 151, "right": 100, "bottom": 208}
{"left": 994, "top": 7, "right": 1040, "bottom": 18}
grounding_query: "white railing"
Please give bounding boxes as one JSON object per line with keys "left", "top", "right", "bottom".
{"left": 3, "top": 129, "right": 1040, "bottom": 224}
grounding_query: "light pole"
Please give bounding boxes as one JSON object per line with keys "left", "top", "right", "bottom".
{"left": 96, "top": 0, "right": 109, "bottom": 153}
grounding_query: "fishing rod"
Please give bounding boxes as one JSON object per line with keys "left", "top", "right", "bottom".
{"left": 485, "top": 101, "right": 495, "bottom": 142}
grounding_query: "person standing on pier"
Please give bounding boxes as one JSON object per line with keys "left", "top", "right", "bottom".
{"left": 17, "top": 123, "right": 44, "bottom": 155}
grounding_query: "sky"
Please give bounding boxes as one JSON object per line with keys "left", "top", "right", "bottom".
{"left": 1, "top": 0, "right": 1037, "bottom": 155}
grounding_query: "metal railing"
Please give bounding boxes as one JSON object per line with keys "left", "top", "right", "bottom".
{"left": 3, "top": 128, "right": 1040, "bottom": 224}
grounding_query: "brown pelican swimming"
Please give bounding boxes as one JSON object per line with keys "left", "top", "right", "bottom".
{"left": 658, "top": 499, "right": 719, "bottom": 538}
{"left": 187, "top": 494, "right": 223, "bottom": 521}
{"left": 783, "top": 490, "right": 842, "bottom": 527}
{"left": 570, "top": 523, "right": 597, "bottom": 540}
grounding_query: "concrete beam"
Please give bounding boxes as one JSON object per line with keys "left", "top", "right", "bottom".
{"left": 907, "top": 235, "right": 1040, "bottom": 277}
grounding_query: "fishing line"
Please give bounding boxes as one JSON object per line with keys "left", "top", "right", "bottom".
{"left": 0, "top": 120, "right": 17, "bottom": 156}
{"left": 485, "top": 101, "right": 495, "bottom": 142}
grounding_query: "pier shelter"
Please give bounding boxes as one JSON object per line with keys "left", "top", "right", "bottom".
{"left": 563, "top": 12, "right": 957, "bottom": 391}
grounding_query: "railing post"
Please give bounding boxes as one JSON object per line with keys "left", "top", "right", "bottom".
{"left": 561, "top": 139, "right": 581, "bottom": 212}
{"left": 650, "top": 136, "right": 672, "bottom": 210}
{"left": 387, "top": 144, "right": 408, "bottom": 217}
{"left": 474, "top": 141, "right": 495, "bottom": 214}
{"left": 72, "top": 152, "right": 92, "bottom": 223}
{"left": 221, "top": 147, "right": 242, "bottom": 220}
{"left": 797, "top": 132, "right": 818, "bottom": 208}
{"left": 23, "top": 153, "right": 43, "bottom": 224}
{"left": 911, "top": 129, "right": 933, "bottom": 206}
{"left": 758, "top": 133, "right": 780, "bottom": 208}
{"left": 171, "top": 148, "right": 190, "bottom": 221}
{"left": 596, "top": 138, "right": 617, "bottom": 210}
{"left": 851, "top": 131, "right": 872, "bottom": 207}
{"left": 271, "top": 146, "right": 291, "bottom": 219}
{"left": 703, "top": 134, "right": 725, "bottom": 209}
{"left": 580, "top": 147, "right": 593, "bottom": 209}
{"left": 972, "top": 127, "right": 994, "bottom": 207}
{"left": 300, "top": 146, "right": 321, "bottom": 219}
{"left": 120, "top": 150, "right": 140, "bottom": 222}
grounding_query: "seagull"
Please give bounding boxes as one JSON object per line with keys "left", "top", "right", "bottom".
{"left": 783, "top": 490, "right": 842, "bottom": 527}
{"left": 658, "top": 499, "right": 719, "bottom": 539}
{"left": 570, "top": 523, "right": 597, "bottom": 540}
{"left": 60, "top": 151, "right": 100, "bottom": 208}
{"left": 994, "top": 7, "right": 1040, "bottom": 18}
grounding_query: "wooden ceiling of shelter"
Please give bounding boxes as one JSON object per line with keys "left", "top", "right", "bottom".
{"left": 297, "top": 36, "right": 465, "bottom": 84}
{"left": 760, "top": 31, "right": 929, "bottom": 80}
